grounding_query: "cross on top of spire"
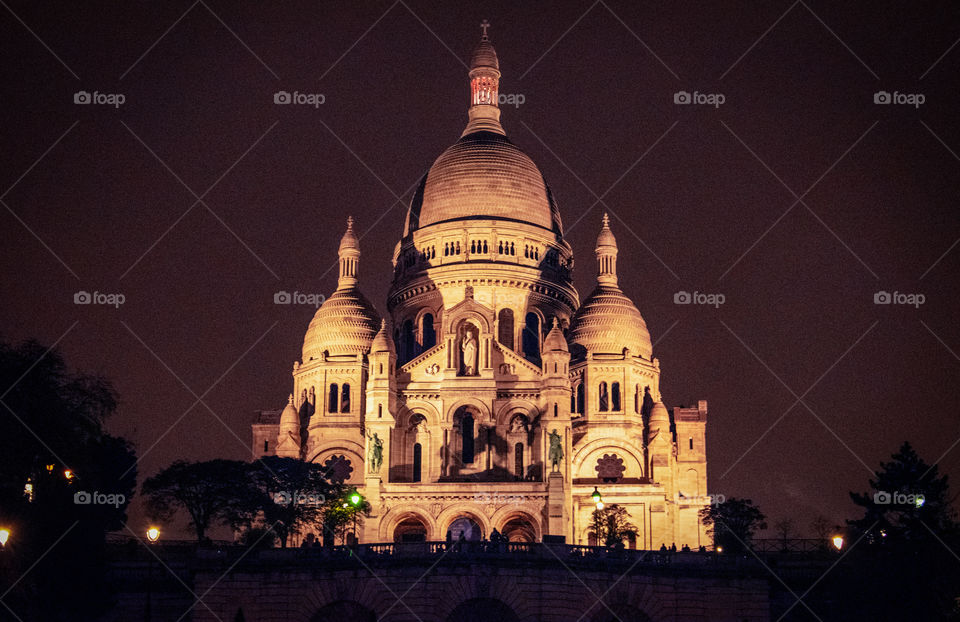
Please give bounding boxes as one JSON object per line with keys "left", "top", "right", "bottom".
{"left": 480, "top": 19, "right": 491, "bottom": 40}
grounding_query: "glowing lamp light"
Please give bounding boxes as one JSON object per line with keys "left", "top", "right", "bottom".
{"left": 915, "top": 495, "right": 925, "bottom": 508}
{"left": 716, "top": 546, "right": 723, "bottom": 554}
{"left": 596, "top": 502, "right": 605, "bottom": 510}
{"left": 45, "top": 464, "right": 54, "bottom": 473}
{"left": 350, "top": 493, "right": 361, "bottom": 506}
{"left": 146, "top": 527, "right": 160, "bottom": 543}
{"left": 63, "top": 469, "right": 74, "bottom": 481}
{"left": 342, "top": 503, "right": 349, "bottom": 508}
{"left": 0, "top": 529, "right": 9, "bottom": 547}
{"left": 832, "top": 536, "right": 844, "bottom": 550}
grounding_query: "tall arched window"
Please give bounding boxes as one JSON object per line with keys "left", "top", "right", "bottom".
{"left": 598, "top": 382, "right": 609, "bottom": 411}
{"left": 634, "top": 384, "right": 640, "bottom": 413}
{"left": 611, "top": 382, "right": 621, "bottom": 411}
{"left": 571, "top": 392, "right": 576, "bottom": 413}
{"left": 328, "top": 384, "right": 339, "bottom": 413}
{"left": 421, "top": 313, "right": 436, "bottom": 350}
{"left": 515, "top": 442, "right": 524, "bottom": 479}
{"left": 413, "top": 443, "right": 422, "bottom": 482}
{"left": 402, "top": 319, "right": 415, "bottom": 363}
{"left": 378, "top": 404, "right": 382, "bottom": 418}
{"left": 498, "top": 309, "right": 514, "bottom": 349}
{"left": 522, "top": 312, "right": 541, "bottom": 362}
{"left": 576, "top": 383, "right": 585, "bottom": 414}
{"left": 461, "top": 414, "right": 475, "bottom": 464}
{"left": 341, "top": 384, "right": 351, "bottom": 413}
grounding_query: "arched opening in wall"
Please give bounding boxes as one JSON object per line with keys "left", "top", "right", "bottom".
{"left": 461, "top": 413, "right": 475, "bottom": 464}
{"left": 598, "top": 382, "right": 609, "bottom": 411}
{"left": 611, "top": 382, "right": 621, "bottom": 411}
{"left": 328, "top": 384, "right": 338, "bottom": 413}
{"left": 501, "top": 515, "right": 537, "bottom": 543}
{"left": 497, "top": 308, "right": 514, "bottom": 350}
{"left": 310, "top": 600, "right": 376, "bottom": 622}
{"left": 393, "top": 516, "right": 428, "bottom": 543}
{"left": 576, "top": 383, "right": 585, "bottom": 414}
{"left": 634, "top": 384, "right": 640, "bottom": 413}
{"left": 412, "top": 443, "right": 422, "bottom": 482}
{"left": 340, "top": 384, "right": 350, "bottom": 413}
{"left": 421, "top": 313, "right": 436, "bottom": 350}
{"left": 514, "top": 442, "right": 524, "bottom": 479}
{"left": 522, "top": 312, "right": 540, "bottom": 362}
{"left": 448, "top": 516, "right": 483, "bottom": 541}
{"left": 590, "top": 604, "right": 652, "bottom": 622}
{"left": 402, "top": 319, "right": 415, "bottom": 363}
{"left": 446, "top": 598, "right": 519, "bottom": 622}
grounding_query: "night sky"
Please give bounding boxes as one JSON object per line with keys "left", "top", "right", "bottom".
{"left": 2, "top": 1, "right": 959, "bottom": 539}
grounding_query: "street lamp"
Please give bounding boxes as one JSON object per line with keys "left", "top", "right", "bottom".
{"left": 591, "top": 488, "right": 603, "bottom": 547}
{"left": 0, "top": 528, "right": 10, "bottom": 548}
{"left": 832, "top": 535, "right": 844, "bottom": 551}
{"left": 146, "top": 527, "right": 160, "bottom": 543}
{"left": 145, "top": 527, "right": 160, "bottom": 622}
{"left": 348, "top": 491, "right": 364, "bottom": 543}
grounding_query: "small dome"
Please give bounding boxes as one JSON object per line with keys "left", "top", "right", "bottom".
{"left": 568, "top": 285, "right": 652, "bottom": 359}
{"left": 371, "top": 319, "right": 396, "bottom": 354}
{"left": 302, "top": 289, "right": 380, "bottom": 361}
{"left": 279, "top": 394, "right": 299, "bottom": 431}
{"left": 339, "top": 216, "right": 359, "bottom": 252}
{"left": 543, "top": 318, "right": 568, "bottom": 353}
{"left": 405, "top": 132, "right": 561, "bottom": 233}
{"left": 597, "top": 213, "right": 616, "bottom": 248}
{"left": 470, "top": 38, "right": 499, "bottom": 71}
{"left": 649, "top": 400, "right": 670, "bottom": 423}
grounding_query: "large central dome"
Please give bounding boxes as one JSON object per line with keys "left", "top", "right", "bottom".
{"left": 404, "top": 131, "right": 561, "bottom": 234}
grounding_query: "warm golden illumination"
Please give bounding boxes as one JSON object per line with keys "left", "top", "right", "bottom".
{"left": 832, "top": 536, "right": 844, "bottom": 550}
{"left": 146, "top": 527, "right": 160, "bottom": 542}
{"left": 0, "top": 529, "right": 10, "bottom": 547}
{"left": 63, "top": 469, "right": 74, "bottom": 480}
{"left": 45, "top": 464, "right": 54, "bottom": 472}
{"left": 716, "top": 546, "right": 723, "bottom": 554}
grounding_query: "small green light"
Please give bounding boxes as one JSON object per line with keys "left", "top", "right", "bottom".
{"left": 350, "top": 493, "right": 361, "bottom": 506}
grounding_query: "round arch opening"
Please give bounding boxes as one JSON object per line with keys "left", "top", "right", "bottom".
{"left": 446, "top": 516, "right": 483, "bottom": 541}
{"left": 393, "top": 516, "right": 428, "bottom": 543}
{"left": 500, "top": 515, "right": 537, "bottom": 543}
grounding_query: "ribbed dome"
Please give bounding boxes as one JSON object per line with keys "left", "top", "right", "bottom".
{"left": 470, "top": 38, "right": 498, "bottom": 70}
{"left": 302, "top": 288, "right": 380, "bottom": 361}
{"left": 405, "top": 131, "right": 561, "bottom": 233}
{"left": 568, "top": 285, "right": 652, "bottom": 359}
{"left": 543, "top": 318, "right": 568, "bottom": 353}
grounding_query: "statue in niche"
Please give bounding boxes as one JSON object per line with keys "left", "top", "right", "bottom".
{"left": 460, "top": 325, "right": 478, "bottom": 376}
{"left": 409, "top": 414, "right": 427, "bottom": 433}
{"left": 366, "top": 431, "right": 383, "bottom": 473}
{"left": 510, "top": 415, "right": 528, "bottom": 434}
{"left": 548, "top": 430, "right": 564, "bottom": 472}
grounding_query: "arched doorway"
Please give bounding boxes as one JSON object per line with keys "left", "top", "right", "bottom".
{"left": 311, "top": 600, "right": 376, "bottom": 622}
{"left": 447, "top": 516, "right": 483, "bottom": 541}
{"left": 394, "top": 516, "right": 428, "bottom": 542}
{"left": 500, "top": 516, "right": 537, "bottom": 542}
{"left": 447, "top": 598, "right": 519, "bottom": 622}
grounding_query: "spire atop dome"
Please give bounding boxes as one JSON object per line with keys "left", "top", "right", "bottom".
{"left": 337, "top": 216, "right": 360, "bottom": 289}
{"left": 463, "top": 20, "right": 504, "bottom": 137}
{"left": 595, "top": 212, "right": 619, "bottom": 287}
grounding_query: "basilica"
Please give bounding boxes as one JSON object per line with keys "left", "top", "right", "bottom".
{"left": 252, "top": 26, "right": 710, "bottom": 550}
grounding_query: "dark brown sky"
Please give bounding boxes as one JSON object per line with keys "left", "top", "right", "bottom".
{"left": 1, "top": 0, "right": 959, "bottom": 539}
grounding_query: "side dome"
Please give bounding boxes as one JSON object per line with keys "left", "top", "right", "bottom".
{"left": 302, "top": 289, "right": 380, "bottom": 361}
{"left": 405, "top": 132, "right": 561, "bottom": 233}
{"left": 568, "top": 213, "right": 652, "bottom": 359}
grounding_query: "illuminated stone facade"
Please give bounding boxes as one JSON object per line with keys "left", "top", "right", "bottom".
{"left": 252, "top": 27, "right": 710, "bottom": 550}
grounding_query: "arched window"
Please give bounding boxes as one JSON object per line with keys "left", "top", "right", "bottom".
{"left": 598, "top": 382, "right": 609, "bottom": 411}
{"left": 402, "top": 319, "right": 415, "bottom": 362}
{"left": 461, "top": 413, "right": 475, "bottom": 464}
{"left": 263, "top": 440, "right": 269, "bottom": 453}
{"left": 413, "top": 443, "right": 422, "bottom": 482}
{"left": 634, "top": 384, "right": 640, "bottom": 413}
{"left": 522, "top": 312, "right": 540, "bottom": 362}
{"left": 341, "top": 384, "right": 351, "bottom": 413}
{"left": 471, "top": 240, "right": 476, "bottom": 253}
{"left": 378, "top": 404, "right": 382, "bottom": 418}
{"left": 498, "top": 241, "right": 503, "bottom": 254}
{"left": 576, "top": 383, "right": 585, "bottom": 414}
{"left": 498, "top": 309, "right": 514, "bottom": 349}
{"left": 612, "top": 382, "right": 621, "bottom": 411}
{"left": 515, "top": 442, "right": 524, "bottom": 479}
{"left": 483, "top": 240, "right": 488, "bottom": 253}
{"left": 421, "top": 313, "right": 436, "bottom": 350}
{"left": 510, "top": 242, "right": 515, "bottom": 255}
{"left": 571, "top": 392, "right": 576, "bottom": 413}
{"left": 328, "top": 383, "right": 339, "bottom": 413}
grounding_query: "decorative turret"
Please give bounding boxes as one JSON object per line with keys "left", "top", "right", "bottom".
{"left": 647, "top": 400, "right": 671, "bottom": 445}
{"left": 275, "top": 394, "right": 302, "bottom": 458}
{"left": 371, "top": 319, "right": 396, "bottom": 354}
{"left": 463, "top": 19, "right": 504, "bottom": 136}
{"left": 338, "top": 216, "right": 361, "bottom": 289}
{"left": 596, "top": 213, "right": 618, "bottom": 287}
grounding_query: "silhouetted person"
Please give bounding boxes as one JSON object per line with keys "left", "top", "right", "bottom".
{"left": 681, "top": 544, "right": 690, "bottom": 552}
{"left": 490, "top": 528, "right": 502, "bottom": 544}
{"left": 670, "top": 542, "right": 677, "bottom": 553}
{"left": 659, "top": 543, "right": 668, "bottom": 552}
